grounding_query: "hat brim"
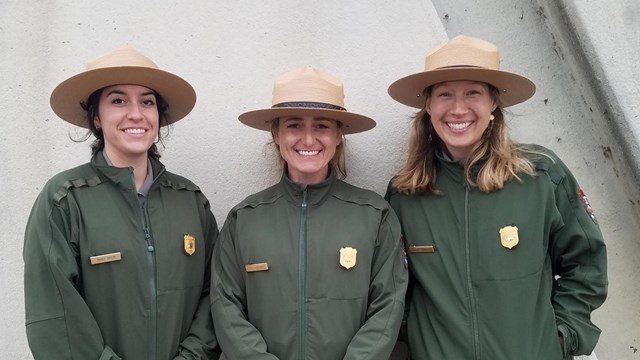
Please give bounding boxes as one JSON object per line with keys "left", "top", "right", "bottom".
{"left": 50, "top": 66, "right": 196, "bottom": 128}
{"left": 238, "top": 107, "right": 376, "bottom": 134}
{"left": 388, "top": 67, "right": 535, "bottom": 109}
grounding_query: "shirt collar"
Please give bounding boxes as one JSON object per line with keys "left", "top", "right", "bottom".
{"left": 101, "top": 150, "right": 154, "bottom": 197}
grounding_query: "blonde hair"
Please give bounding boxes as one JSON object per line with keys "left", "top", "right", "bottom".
{"left": 393, "top": 86, "right": 538, "bottom": 194}
{"left": 270, "top": 118, "right": 348, "bottom": 179}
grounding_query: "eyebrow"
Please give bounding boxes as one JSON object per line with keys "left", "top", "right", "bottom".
{"left": 282, "top": 116, "right": 332, "bottom": 122}
{"left": 105, "top": 89, "right": 156, "bottom": 97}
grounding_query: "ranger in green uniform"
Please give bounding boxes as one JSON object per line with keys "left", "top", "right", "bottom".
{"left": 211, "top": 67, "right": 408, "bottom": 360}
{"left": 386, "top": 36, "right": 607, "bottom": 359}
{"left": 24, "top": 46, "right": 219, "bottom": 359}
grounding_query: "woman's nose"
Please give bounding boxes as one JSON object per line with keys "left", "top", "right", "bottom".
{"left": 127, "top": 103, "right": 144, "bottom": 120}
{"left": 450, "top": 97, "right": 469, "bottom": 115}
{"left": 301, "top": 127, "right": 315, "bottom": 145}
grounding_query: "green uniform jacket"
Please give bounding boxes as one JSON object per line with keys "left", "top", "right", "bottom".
{"left": 385, "top": 145, "right": 607, "bottom": 360}
{"left": 211, "top": 172, "right": 408, "bottom": 360}
{"left": 24, "top": 152, "right": 219, "bottom": 360}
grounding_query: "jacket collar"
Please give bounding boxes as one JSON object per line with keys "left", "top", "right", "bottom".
{"left": 91, "top": 151, "right": 166, "bottom": 190}
{"left": 435, "top": 150, "right": 465, "bottom": 184}
{"left": 435, "top": 149, "right": 486, "bottom": 185}
{"left": 279, "top": 167, "right": 335, "bottom": 206}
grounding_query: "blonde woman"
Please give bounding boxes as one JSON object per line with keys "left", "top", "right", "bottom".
{"left": 211, "top": 67, "right": 407, "bottom": 360}
{"left": 386, "top": 35, "right": 607, "bottom": 360}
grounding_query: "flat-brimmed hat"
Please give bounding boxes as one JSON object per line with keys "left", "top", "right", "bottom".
{"left": 50, "top": 45, "right": 196, "bottom": 128}
{"left": 238, "top": 67, "right": 376, "bottom": 134}
{"left": 388, "top": 35, "right": 536, "bottom": 108}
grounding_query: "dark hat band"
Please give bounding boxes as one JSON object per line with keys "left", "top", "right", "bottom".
{"left": 272, "top": 101, "right": 346, "bottom": 111}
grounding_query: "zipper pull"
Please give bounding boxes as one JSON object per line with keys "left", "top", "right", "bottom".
{"left": 301, "top": 187, "right": 308, "bottom": 208}
{"left": 144, "top": 228, "right": 154, "bottom": 252}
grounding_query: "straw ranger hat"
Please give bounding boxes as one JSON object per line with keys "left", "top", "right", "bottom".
{"left": 388, "top": 35, "right": 536, "bottom": 108}
{"left": 238, "top": 67, "right": 376, "bottom": 134}
{"left": 50, "top": 45, "right": 196, "bottom": 128}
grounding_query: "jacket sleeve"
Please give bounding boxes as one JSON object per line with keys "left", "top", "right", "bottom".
{"left": 547, "top": 156, "right": 608, "bottom": 356}
{"left": 210, "top": 212, "right": 279, "bottom": 360}
{"left": 23, "top": 186, "right": 122, "bottom": 360}
{"left": 174, "top": 193, "right": 221, "bottom": 359}
{"left": 343, "top": 205, "right": 409, "bottom": 360}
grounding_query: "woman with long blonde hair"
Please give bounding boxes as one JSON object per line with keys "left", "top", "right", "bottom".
{"left": 386, "top": 35, "right": 607, "bottom": 360}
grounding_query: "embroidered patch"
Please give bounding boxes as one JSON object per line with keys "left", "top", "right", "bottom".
{"left": 578, "top": 188, "right": 598, "bottom": 224}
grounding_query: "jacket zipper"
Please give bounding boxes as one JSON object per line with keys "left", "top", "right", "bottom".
{"left": 131, "top": 167, "right": 158, "bottom": 360}
{"left": 142, "top": 210, "right": 157, "bottom": 360}
{"left": 297, "top": 186, "right": 308, "bottom": 359}
{"left": 464, "top": 186, "right": 480, "bottom": 359}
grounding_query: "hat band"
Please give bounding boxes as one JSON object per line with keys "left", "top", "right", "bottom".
{"left": 272, "top": 101, "right": 346, "bottom": 111}
{"left": 432, "top": 64, "right": 487, "bottom": 71}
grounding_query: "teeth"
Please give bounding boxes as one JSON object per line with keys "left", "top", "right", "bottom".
{"left": 124, "top": 128, "right": 146, "bottom": 134}
{"left": 298, "top": 150, "right": 320, "bottom": 156}
{"left": 447, "top": 122, "right": 471, "bottom": 130}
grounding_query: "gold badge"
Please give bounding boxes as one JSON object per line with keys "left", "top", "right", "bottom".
{"left": 339, "top": 247, "right": 357, "bottom": 269}
{"left": 499, "top": 226, "right": 519, "bottom": 249}
{"left": 183, "top": 234, "right": 196, "bottom": 256}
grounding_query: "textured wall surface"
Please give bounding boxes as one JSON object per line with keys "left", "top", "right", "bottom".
{"left": 1, "top": 1, "right": 638, "bottom": 359}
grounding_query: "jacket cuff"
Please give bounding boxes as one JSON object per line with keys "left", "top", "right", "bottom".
{"left": 557, "top": 323, "right": 576, "bottom": 356}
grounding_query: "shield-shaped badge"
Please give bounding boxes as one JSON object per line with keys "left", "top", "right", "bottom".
{"left": 184, "top": 234, "right": 196, "bottom": 256}
{"left": 499, "top": 226, "right": 519, "bottom": 249}
{"left": 339, "top": 247, "right": 357, "bottom": 269}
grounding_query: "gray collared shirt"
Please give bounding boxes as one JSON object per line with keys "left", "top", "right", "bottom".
{"left": 102, "top": 151, "right": 153, "bottom": 205}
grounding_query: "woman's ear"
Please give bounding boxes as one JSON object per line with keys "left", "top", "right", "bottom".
{"left": 93, "top": 116, "right": 101, "bottom": 129}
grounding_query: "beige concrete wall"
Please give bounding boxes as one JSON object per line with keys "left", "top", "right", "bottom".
{"left": 1, "top": 1, "right": 637, "bottom": 359}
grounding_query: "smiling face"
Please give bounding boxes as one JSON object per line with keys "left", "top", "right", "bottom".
{"left": 426, "top": 80, "right": 497, "bottom": 161}
{"left": 94, "top": 84, "right": 159, "bottom": 165}
{"left": 273, "top": 115, "right": 343, "bottom": 184}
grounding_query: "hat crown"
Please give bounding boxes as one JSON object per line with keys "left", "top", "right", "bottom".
{"left": 271, "top": 67, "right": 345, "bottom": 108}
{"left": 425, "top": 35, "right": 500, "bottom": 71}
{"left": 85, "top": 45, "right": 159, "bottom": 71}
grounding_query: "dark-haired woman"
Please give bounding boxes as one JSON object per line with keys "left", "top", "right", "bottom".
{"left": 23, "top": 46, "right": 219, "bottom": 359}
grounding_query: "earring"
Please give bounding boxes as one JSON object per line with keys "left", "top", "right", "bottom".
{"left": 489, "top": 114, "right": 495, "bottom": 121}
